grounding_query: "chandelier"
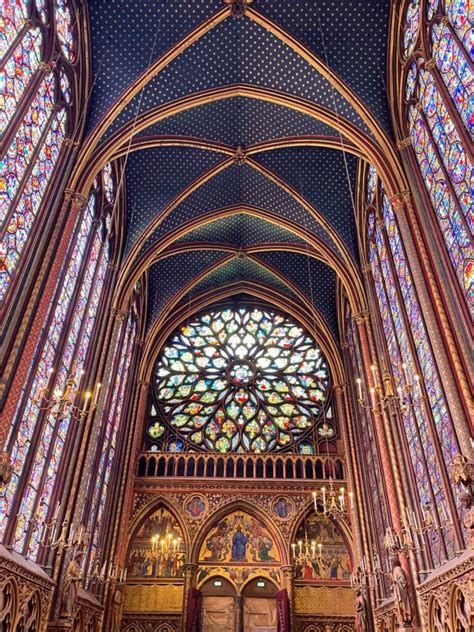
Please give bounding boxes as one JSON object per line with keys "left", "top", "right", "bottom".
{"left": 312, "top": 479, "right": 354, "bottom": 520}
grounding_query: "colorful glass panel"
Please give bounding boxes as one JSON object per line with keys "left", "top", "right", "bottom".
{"left": 87, "top": 315, "right": 136, "bottom": 566}
{"left": 1, "top": 27, "right": 43, "bottom": 135}
{"left": 24, "top": 234, "right": 109, "bottom": 557}
{"left": 0, "top": 72, "right": 55, "bottom": 229}
{"left": 55, "top": 0, "right": 74, "bottom": 61}
{"left": 0, "top": 199, "right": 95, "bottom": 543}
{"left": 431, "top": 22, "right": 473, "bottom": 138}
{"left": 102, "top": 162, "right": 114, "bottom": 203}
{"left": 445, "top": 0, "right": 473, "bottom": 59}
{"left": 366, "top": 165, "right": 377, "bottom": 203}
{"left": 369, "top": 235, "right": 448, "bottom": 564}
{"left": 0, "top": 109, "right": 67, "bottom": 303}
{"left": 152, "top": 307, "right": 330, "bottom": 453}
{"left": 1, "top": 0, "right": 28, "bottom": 59}
{"left": 403, "top": 0, "right": 420, "bottom": 57}
{"left": 418, "top": 68, "right": 473, "bottom": 224}
{"left": 408, "top": 106, "right": 473, "bottom": 315}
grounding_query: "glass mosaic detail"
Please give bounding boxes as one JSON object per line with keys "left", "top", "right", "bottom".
{"left": 403, "top": 0, "right": 420, "bottom": 57}
{"left": 366, "top": 165, "right": 377, "bottom": 203}
{"left": 445, "top": 0, "right": 473, "bottom": 59}
{"left": 0, "top": 198, "right": 95, "bottom": 544}
{"left": 1, "top": 1, "right": 29, "bottom": 58}
{"left": 86, "top": 314, "right": 136, "bottom": 569}
{"left": 408, "top": 106, "right": 473, "bottom": 316}
{"left": 0, "top": 109, "right": 67, "bottom": 302}
{"left": 1, "top": 73, "right": 55, "bottom": 229}
{"left": 1, "top": 26, "right": 43, "bottom": 135}
{"left": 55, "top": 0, "right": 74, "bottom": 61}
{"left": 431, "top": 22, "right": 473, "bottom": 138}
{"left": 152, "top": 307, "right": 330, "bottom": 453}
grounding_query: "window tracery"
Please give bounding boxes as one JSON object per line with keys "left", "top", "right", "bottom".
{"left": 0, "top": 0, "right": 76, "bottom": 305}
{"left": 365, "top": 167, "right": 462, "bottom": 564}
{"left": 148, "top": 306, "right": 333, "bottom": 454}
{"left": 401, "top": 0, "right": 473, "bottom": 317}
{"left": 0, "top": 167, "right": 114, "bottom": 559}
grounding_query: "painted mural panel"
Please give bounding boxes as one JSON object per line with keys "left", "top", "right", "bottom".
{"left": 293, "top": 514, "right": 351, "bottom": 582}
{"left": 127, "top": 507, "right": 186, "bottom": 579}
{"left": 199, "top": 511, "right": 281, "bottom": 565}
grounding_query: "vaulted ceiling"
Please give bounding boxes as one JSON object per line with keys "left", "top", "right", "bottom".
{"left": 81, "top": 0, "right": 399, "bottom": 359}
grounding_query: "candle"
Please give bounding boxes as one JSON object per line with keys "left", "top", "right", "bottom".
{"left": 348, "top": 491, "right": 354, "bottom": 510}
{"left": 318, "top": 543, "right": 322, "bottom": 558}
{"left": 441, "top": 503, "right": 450, "bottom": 524}
{"left": 92, "top": 383, "right": 101, "bottom": 407}
{"left": 370, "top": 387, "right": 376, "bottom": 407}
{"left": 53, "top": 502, "right": 61, "bottom": 521}
{"left": 298, "top": 540, "right": 303, "bottom": 555}
{"left": 161, "top": 539, "right": 165, "bottom": 552}
{"left": 291, "top": 543, "right": 296, "bottom": 559}
{"left": 311, "top": 541, "right": 316, "bottom": 556}
{"left": 370, "top": 364, "right": 377, "bottom": 387}
{"left": 356, "top": 377, "right": 363, "bottom": 400}
{"left": 321, "top": 487, "right": 326, "bottom": 510}
{"left": 312, "top": 491, "right": 317, "bottom": 511}
{"left": 339, "top": 495, "right": 344, "bottom": 510}
{"left": 414, "top": 375, "right": 422, "bottom": 398}
{"left": 412, "top": 510, "right": 419, "bottom": 531}
{"left": 402, "top": 363, "right": 409, "bottom": 384}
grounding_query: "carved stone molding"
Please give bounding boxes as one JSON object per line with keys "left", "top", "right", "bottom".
{"left": 352, "top": 310, "right": 370, "bottom": 325}
{"left": 224, "top": 0, "right": 253, "bottom": 19}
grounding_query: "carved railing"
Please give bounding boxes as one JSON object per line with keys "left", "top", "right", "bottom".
{"left": 136, "top": 452, "right": 345, "bottom": 481}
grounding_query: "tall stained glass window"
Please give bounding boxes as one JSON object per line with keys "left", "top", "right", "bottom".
{"left": 0, "top": 166, "right": 115, "bottom": 559}
{"left": 147, "top": 306, "right": 333, "bottom": 454}
{"left": 365, "top": 166, "right": 462, "bottom": 565}
{"left": 401, "top": 0, "right": 473, "bottom": 317}
{"left": 84, "top": 304, "right": 138, "bottom": 577}
{"left": 345, "top": 302, "right": 390, "bottom": 596}
{"left": 0, "top": 0, "right": 76, "bottom": 305}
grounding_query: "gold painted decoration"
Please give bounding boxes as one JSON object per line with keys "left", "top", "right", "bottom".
{"left": 123, "top": 584, "right": 183, "bottom": 612}
{"left": 127, "top": 507, "right": 186, "bottom": 579}
{"left": 294, "top": 513, "right": 351, "bottom": 582}
{"left": 197, "top": 565, "right": 279, "bottom": 589}
{"left": 295, "top": 585, "right": 354, "bottom": 615}
{"left": 199, "top": 511, "right": 280, "bottom": 565}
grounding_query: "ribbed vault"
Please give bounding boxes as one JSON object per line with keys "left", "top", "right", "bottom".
{"left": 69, "top": 0, "right": 406, "bottom": 379}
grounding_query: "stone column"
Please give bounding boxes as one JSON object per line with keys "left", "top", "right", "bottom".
{"left": 235, "top": 594, "right": 244, "bottom": 632}
{"left": 280, "top": 565, "right": 295, "bottom": 631}
{"left": 181, "top": 562, "right": 199, "bottom": 632}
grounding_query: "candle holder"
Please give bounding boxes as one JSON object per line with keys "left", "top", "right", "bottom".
{"left": 33, "top": 372, "right": 101, "bottom": 421}
{"left": 312, "top": 478, "right": 354, "bottom": 520}
{"left": 90, "top": 558, "right": 128, "bottom": 584}
{"left": 355, "top": 363, "right": 423, "bottom": 415}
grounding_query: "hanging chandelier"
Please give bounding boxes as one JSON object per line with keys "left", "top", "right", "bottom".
{"left": 312, "top": 479, "right": 354, "bottom": 520}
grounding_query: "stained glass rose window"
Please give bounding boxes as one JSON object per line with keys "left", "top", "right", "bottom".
{"left": 149, "top": 306, "right": 331, "bottom": 453}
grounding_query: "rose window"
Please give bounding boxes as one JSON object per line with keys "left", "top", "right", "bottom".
{"left": 148, "top": 307, "right": 331, "bottom": 453}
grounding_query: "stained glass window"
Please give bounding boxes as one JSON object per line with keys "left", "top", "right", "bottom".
{"left": 365, "top": 168, "right": 462, "bottom": 563}
{"left": 402, "top": 0, "right": 474, "bottom": 317}
{"left": 345, "top": 304, "right": 390, "bottom": 595}
{"left": 102, "top": 162, "right": 114, "bottom": 203}
{"left": 0, "top": 0, "right": 77, "bottom": 306}
{"left": 1, "top": 165, "right": 113, "bottom": 557}
{"left": 150, "top": 306, "right": 331, "bottom": 454}
{"left": 55, "top": 0, "right": 75, "bottom": 61}
{"left": 85, "top": 310, "right": 137, "bottom": 574}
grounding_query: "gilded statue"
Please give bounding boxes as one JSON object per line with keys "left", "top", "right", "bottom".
{"left": 61, "top": 551, "right": 83, "bottom": 618}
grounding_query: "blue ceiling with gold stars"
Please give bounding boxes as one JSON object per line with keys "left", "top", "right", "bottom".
{"left": 85, "top": 0, "right": 394, "bottom": 342}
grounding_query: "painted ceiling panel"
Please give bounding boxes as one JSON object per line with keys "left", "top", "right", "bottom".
{"left": 249, "top": 0, "right": 392, "bottom": 133}
{"left": 136, "top": 96, "right": 337, "bottom": 145}
{"left": 86, "top": 0, "right": 223, "bottom": 132}
{"left": 254, "top": 147, "right": 359, "bottom": 257}
{"left": 175, "top": 214, "right": 306, "bottom": 247}
{"left": 254, "top": 250, "right": 338, "bottom": 335}
{"left": 103, "top": 17, "right": 372, "bottom": 141}
{"left": 138, "top": 163, "right": 337, "bottom": 254}
{"left": 124, "top": 146, "right": 225, "bottom": 252}
{"left": 146, "top": 249, "right": 227, "bottom": 328}
{"left": 188, "top": 256, "right": 302, "bottom": 302}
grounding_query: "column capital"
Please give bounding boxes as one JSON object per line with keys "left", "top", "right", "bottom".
{"left": 137, "top": 380, "right": 150, "bottom": 390}
{"left": 396, "top": 137, "right": 411, "bottom": 151}
{"left": 64, "top": 189, "right": 88, "bottom": 209}
{"left": 111, "top": 307, "right": 128, "bottom": 322}
{"left": 279, "top": 564, "right": 295, "bottom": 577}
{"left": 182, "top": 562, "right": 199, "bottom": 577}
{"left": 352, "top": 310, "right": 370, "bottom": 325}
{"left": 333, "top": 383, "right": 347, "bottom": 394}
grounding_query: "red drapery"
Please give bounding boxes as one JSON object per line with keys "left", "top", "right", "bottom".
{"left": 277, "top": 589, "right": 289, "bottom": 632}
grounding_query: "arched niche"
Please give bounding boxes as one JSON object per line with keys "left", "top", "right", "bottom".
{"left": 290, "top": 505, "right": 353, "bottom": 584}
{"left": 194, "top": 502, "right": 286, "bottom": 593}
{"left": 126, "top": 501, "right": 187, "bottom": 580}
